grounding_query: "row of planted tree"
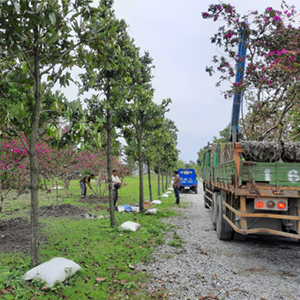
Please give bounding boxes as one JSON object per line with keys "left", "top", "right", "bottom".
{"left": 0, "top": 124, "right": 178, "bottom": 209}
{"left": 0, "top": 0, "right": 179, "bottom": 265}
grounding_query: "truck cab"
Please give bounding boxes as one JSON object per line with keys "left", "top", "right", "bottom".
{"left": 178, "top": 168, "right": 198, "bottom": 194}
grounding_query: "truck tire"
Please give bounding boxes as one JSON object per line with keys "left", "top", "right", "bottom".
{"left": 211, "top": 192, "right": 219, "bottom": 227}
{"left": 216, "top": 194, "right": 232, "bottom": 240}
{"left": 232, "top": 231, "right": 247, "bottom": 241}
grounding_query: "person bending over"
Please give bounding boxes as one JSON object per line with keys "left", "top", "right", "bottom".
{"left": 79, "top": 173, "right": 95, "bottom": 198}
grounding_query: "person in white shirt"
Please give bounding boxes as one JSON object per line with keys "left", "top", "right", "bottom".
{"left": 112, "top": 169, "right": 122, "bottom": 208}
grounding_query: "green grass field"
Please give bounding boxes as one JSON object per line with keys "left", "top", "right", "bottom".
{"left": 0, "top": 175, "right": 182, "bottom": 299}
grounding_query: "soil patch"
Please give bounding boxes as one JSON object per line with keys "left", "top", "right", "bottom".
{"left": 38, "top": 204, "right": 87, "bottom": 218}
{"left": 93, "top": 204, "right": 108, "bottom": 211}
{"left": 0, "top": 218, "right": 44, "bottom": 254}
{"left": 78, "top": 195, "right": 109, "bottom": 205}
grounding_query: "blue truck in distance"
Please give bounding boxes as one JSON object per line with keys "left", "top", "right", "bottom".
{"left": 178, "top": 169, "right": 198, "bottom": 194}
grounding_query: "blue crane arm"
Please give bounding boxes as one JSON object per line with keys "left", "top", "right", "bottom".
{"left": 229, "top": 32, "right": 247, "bottom": 143}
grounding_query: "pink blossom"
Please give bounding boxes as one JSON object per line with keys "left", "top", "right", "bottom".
{"left": 226, "top": 33, "right": 233, "bottom": 38}
{"left": 274, "top": 15, "right": 281, "bottom": 21}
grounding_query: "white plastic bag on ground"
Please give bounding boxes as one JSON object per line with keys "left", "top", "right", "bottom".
{"left": 23, "top": 257, "right": 81, "bottom": 288}
{"left": 161, "top": 194, "right": 169, "bottom": 198}
{"left": 120, "top": 221, "right": 141, "bottom": 232}
{"left": 166, "top": 191, "right": 172, "bottom": 194}
{"left": 132, "top": 206, "right": 140, "bottom": 212}
{"left": 50, "top": 186, "right": 63, "bottom": 190}
{"left": 168, "top": 187, "right": 173, "bottom": 191}
{"left": 145, "top": 208, "right": 158, "bottom": 215}
{"left": 152, "top": 200, "right": 162, "bottom": 205}
{"left": 117, "top": 205, "right": 125, "bottom": 212}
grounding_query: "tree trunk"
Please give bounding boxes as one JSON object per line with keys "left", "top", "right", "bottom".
{"left": 30, "top": 23, "right": 41, "bottom": 265}
{"left": 0, "top": 179, "right": 3, "bottom": 213}
{"left": 43, "top": 179, "right": 48, "bottom": 192}
{"left": 137, "top": 136, "right": 144, "bottom": 210}
{"left": 161, "top": 171, "right": 164, "bottom": 193}
{"left": 97, "top": 170, "right": 102, "bottom": 196}
{"left": 165, "top": 168, "right": 168, "bottom": 189}
{"left": 64, "top": 179, "right": 69, "bottom": 194}
{"left": 147, "top": 161, "right": 153, "bottom": 201}
{"left": 106, "top": 110, "right": 115, "bottom": 226}
{"left": 157, "top": 161, "right": 161, "bottom": 196}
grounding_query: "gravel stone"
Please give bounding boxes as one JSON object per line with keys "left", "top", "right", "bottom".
{"left": 143, "top": 186, "right": 300, "bottom": 300}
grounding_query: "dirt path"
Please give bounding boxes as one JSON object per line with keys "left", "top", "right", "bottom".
{"left": 143, "top": 185, "right": 300, "bottom": 300}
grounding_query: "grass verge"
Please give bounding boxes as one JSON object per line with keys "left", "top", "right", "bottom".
{"left": 0, "top": 175, "right": 180, "bottom": 299}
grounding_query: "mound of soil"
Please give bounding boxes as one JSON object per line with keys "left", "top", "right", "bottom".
{"left": 0, "top": 218, "right": 36, "bottom": 253}
{"left": 38, "top": 204, "right": 86, "bottom": 218}
{"left": 78, "top": 195, "right": 109, "bottom": 204}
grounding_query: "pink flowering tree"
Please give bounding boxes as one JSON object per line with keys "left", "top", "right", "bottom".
{"left": 0, "top": 132, "right": 130, "bottom": 208}
{"left": 0, "top": 136, "right": 29, "bottom": 212}
{"left": 0, "top": 134, "right": 53, "bottom": 211}
{"left": 203, "top": 2, "right": 300, "bottom": 141}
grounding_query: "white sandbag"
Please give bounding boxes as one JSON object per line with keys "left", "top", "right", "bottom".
{"left": 132, "top": 206, "right": 140, "bottom": 212}
{"left": 168, "top": 188, "right": 173, "bottom": 191}
{"left": 120, "top": 221, "right": 141, "bottom": 232}
{"left": 161, "top": 194, "right": 169, "bottom": 198}
{"left": 145, "top": 208, "right": 158, "bottom": 215}
{"left": 50, "top": 186, "right": 63, "bottom": 190}
{"left": 152, "top": 200, "right": 162, "bottom": 205}
{"left": 23, "top": 257, "right": 81, "bottom": 288}
{"left": 117, "top": 205, "right": 125, "bottom": 212}
{"left": 166, "top": 191, "right": 172, "bottom": 194}
{"left": 98, "top": 215, "right": 105, "bottom": 219}
{"left": 83, "top": 213, "right": 96, "bottom": 219}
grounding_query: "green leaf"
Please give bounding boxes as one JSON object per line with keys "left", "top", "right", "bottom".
{"left": 13, "top": 1, "right": 19, "bottom": 13}
{"left": 48, "top": 34, "right": 60, "bottom": 44}
{"left": 49, "top": 12, "right": 56, "bottom": 25}
{"left": 22, "top": 63, "right": 27, "bottom": 73}
{"left": 89, "top": 77, "right": 95, "bottom": 87}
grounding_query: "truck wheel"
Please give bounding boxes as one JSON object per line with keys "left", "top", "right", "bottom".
{"left": 216, "top": 194, "right": 232, "bottom": 240}
{"left": 211, "top": 192, "right": 219, "bottom": 228}
{"left": 232, "top": 231, "right": 247, "bottom": 241}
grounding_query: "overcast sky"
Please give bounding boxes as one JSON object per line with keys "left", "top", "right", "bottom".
{"left": 78, "top": 0, "right": 296, "bottom": 163}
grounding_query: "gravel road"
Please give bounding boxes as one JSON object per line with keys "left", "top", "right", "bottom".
{"left": 143, "top": 185, "right": 300, "bottom": 300}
